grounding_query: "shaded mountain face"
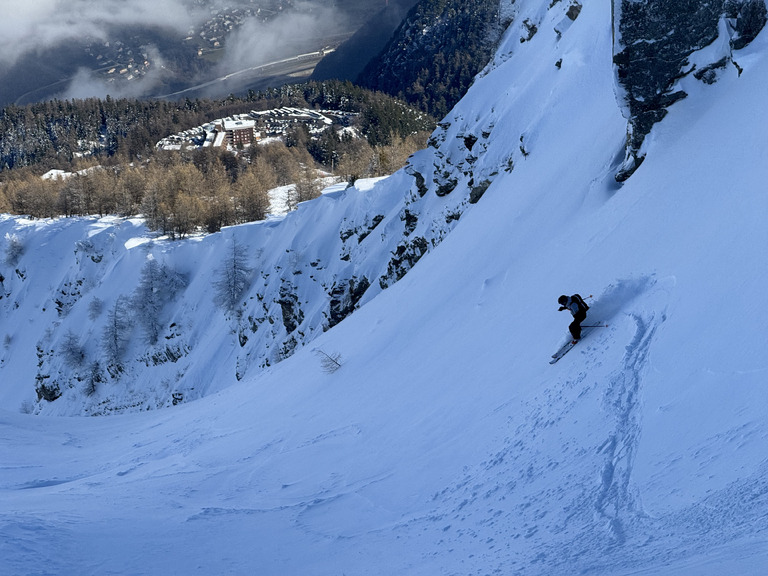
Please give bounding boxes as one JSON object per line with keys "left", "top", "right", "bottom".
{"left": 355, "top": 0, "right": 506, "bottom": 118}
{"left": 311, "top": 0, "right": 420, "bottom": 82}
{"left": 612, "top": 0, "right": 767, "bottom": 180}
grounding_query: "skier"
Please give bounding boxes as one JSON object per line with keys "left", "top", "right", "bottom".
{"left": 558, "top": 294, "right": 589, "bottom": 343}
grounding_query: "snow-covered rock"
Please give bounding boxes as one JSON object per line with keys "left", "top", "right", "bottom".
{"left": 611, "top": 0, "right": 766, "bottom": 180}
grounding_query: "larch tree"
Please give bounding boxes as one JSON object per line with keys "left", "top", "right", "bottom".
{"left": 214, "top": 237, "right": 252, "bottom": 313}
{"left": 102, "top": 295, "right": 131, "bottom": 367}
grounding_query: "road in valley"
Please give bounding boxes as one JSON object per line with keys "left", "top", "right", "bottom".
{"left": 153, "top": 46, "right": 340, "bottom": 100}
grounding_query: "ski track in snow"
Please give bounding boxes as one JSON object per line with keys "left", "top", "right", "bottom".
{"left": 391, "top": 276, "right": 768, "bottom": 576}
{"left": 595, "top": 311, "right": 658, "bottom": 547}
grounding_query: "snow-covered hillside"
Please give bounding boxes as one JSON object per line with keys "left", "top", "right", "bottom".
{"left": 2, "top": 1, "right": 767, "bottom": 574}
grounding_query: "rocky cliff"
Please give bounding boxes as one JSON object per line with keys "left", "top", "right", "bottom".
{"left": 612, "top": 0, "right": 766, "bottom": 180}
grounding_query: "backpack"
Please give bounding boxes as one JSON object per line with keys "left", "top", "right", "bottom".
{"left": 572, "top": 293, "right": 589, "bottom": 313}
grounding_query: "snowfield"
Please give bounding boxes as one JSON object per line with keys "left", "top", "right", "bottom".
{"left": 2, "top": 1, "right": 767, "bottom": 575}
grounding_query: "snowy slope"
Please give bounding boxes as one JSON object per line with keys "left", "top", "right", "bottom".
{"left": 0, "top": 168, "right": 461, "bottom": 416}
{"left": 2, "top": 1, "right": 768, "bottom": 575}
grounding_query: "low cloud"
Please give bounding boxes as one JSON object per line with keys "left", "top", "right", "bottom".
{"left": 59, "top": 47, "right": 170, "bottom": 101}
{"left": 214, "top": 3, "right": 346, "bottom": 76}
{"left": 0, "top": 0, "right": 196, "bottom": 70}
{"left": 2, "top": 1, "right": 352, "bottom": 102}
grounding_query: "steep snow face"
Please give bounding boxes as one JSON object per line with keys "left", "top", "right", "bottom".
{"left": 1, "top": 1, "right": 768, "bottom": 575}
{"left": 0, "top": 157, "right": 487, "bottom": 416}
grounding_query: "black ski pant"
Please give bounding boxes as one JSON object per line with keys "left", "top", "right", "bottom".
{"left": 569, "top": 309, "right": 587, "bottom": 340}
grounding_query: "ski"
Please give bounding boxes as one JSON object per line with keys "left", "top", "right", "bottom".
{"left": 549, "top": 322, "right": 605, "bottom": 364}
{"left": 549, "top": 340, "right": 577, "bottom": 363}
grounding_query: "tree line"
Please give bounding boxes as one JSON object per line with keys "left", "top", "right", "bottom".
{"left": 0, "top": 80, "right": 433, "bottom": 172}
{"left": 0, "top": 80, "right": 434, "bottom": 236}
{"left": 0, "top": 126, "right": 430, "bottom": 236}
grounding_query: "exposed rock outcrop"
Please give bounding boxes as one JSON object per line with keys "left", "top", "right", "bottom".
{"left": 612, "top": 0, "right": 766, "bottom": 181}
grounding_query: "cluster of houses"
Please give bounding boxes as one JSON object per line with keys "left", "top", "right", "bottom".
{"left": 82, "top": 2, "right": 293, "bottom": 86}
{"left": 85, "top": 40, "right": 152, "bottom": 85}
{"left": 190, "top": 5, "right": 262, "bottom": 53}
{"left": 187, "top": 1, "right": 295, "bottom": 55}
{"left": 156, "top": 107, "right": 355, "bottom": 152}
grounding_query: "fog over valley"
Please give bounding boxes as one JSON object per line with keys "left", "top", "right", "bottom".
{"left": 0, "top": 0, "right": 198, "bottom": 69}
{"left": 0, "top": 0, "right": 384, "bottom": 105}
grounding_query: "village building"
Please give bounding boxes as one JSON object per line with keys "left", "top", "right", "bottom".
{"left": 212, "top": 131, "right": 227, "bottom": 148}
{"left": 156, "top": 108, "right": 355, "bottom": 152}
{"left": 223, "top": 118, "right": 257, "bottom": 147}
